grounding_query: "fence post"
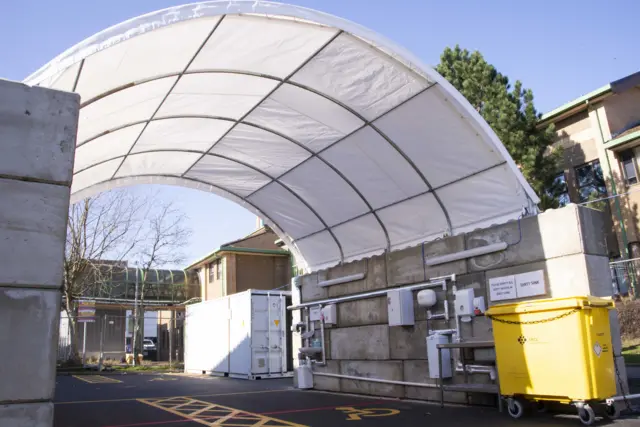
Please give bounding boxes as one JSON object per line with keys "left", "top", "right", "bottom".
{"left": 82, "top": 321, "right": 87, "bottom": 366}
{"left": 169, "top": 310, "right": 174, "bottom": 368}
{"left": 98, "top": 314, "right": 106, "bottom": 371}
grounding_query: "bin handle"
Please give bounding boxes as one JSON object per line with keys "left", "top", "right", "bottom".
{"left": 486, "top": 308, "right": 580, "bottom": 325}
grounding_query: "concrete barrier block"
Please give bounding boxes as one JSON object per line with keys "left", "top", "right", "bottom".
{"left": 387, "top": 237, "right": 466, "bottom": 287}
{"left": 577, "top": 206, "right": 608, "bottom": 256}
{"left": 609, "top": 309, "right": 623, "bottom": 355}
{"left": 330, "top": 325, "right": 389, "bottom": 360}
{"left": 422, "top": 235, "right": 467, "bottom": 278}
{"left": 585, "top": 254, "right": 614, "bottom": 297}
{"left": 485, "top": 260, "right": 551, "bottom": 305}
{"left": 340, "top": 360, "right": 404, "bottom": 398}
{"left": 0, "top": 402, "right": 53, "bottom": 427}
{"left": 312, "top": 360, "right": 341, "bottom": 392}
{"left": 386, "top": 246, "right": 423, "bottom": 286}
{"left": 458, "top": 315, "right": 494, "bottom": 343}
{"left": 466, "top": 206, "right": 587, "bottom": 273}
{"left": 0, "top": 80, "right": 79, "bottom": 184}
{"left": 389, "top": 321, "right": 428, "bottom": 360}
{"left": 0, "top": 288, "right": 60, "bottom": 402}
{"left": 403, "top": 360, "right": 465, "bottom": 403}
{"left": 300, "top": 273, "right": 327, "bottom": 302}
{"left": 325, "top": 260, "right": 366, "bottom": 297}
{"left": 0, "top": 179, "right": 69, "bottom": 287}
{"left": 337, "top": 296, "right": 388, "bottom": 327}
{"left": 613, "top": 355, "right": 630, "bottom": 395}
{"left": 324, "top": 255, "right": 388, "bottom": 297}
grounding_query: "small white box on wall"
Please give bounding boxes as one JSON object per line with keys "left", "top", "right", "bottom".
{"left": 387, "top": 289, "right": 415, "bottom": 326}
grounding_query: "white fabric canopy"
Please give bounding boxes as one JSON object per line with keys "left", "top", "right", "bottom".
{"left": 26, "top": 1, "right": 539, "bottom": 272}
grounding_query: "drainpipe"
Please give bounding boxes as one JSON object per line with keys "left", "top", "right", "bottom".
{"left": 591, "top": 101, "right": 636, "bottom": 295}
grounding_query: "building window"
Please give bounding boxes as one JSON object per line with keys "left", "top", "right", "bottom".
{"left": 208, "top": 262, "right": 215, "bottom": 283}
{"left": 548, "top": 172, "right": 570, "bottom": 207}
{"left": 620, "top": 150, "right": 638, "bottom": 185}
{"left": 575, "top": 160, "right": 607, "bottom": 203}
{"left": 216, "top": 259, "right": 222, "bottom": 280}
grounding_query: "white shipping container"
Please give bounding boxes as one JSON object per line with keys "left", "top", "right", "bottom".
{"left": 184, "top": 289, "right": 292, "bottom": 379}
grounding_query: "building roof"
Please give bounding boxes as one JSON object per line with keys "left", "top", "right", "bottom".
{"left": 27, "top": 1, "right": 538, "bottom": 272}
{"left": 184, "top": 246, "right": 290, "bottom": 272}
{"left": 539, "top": 70, "right": 640, "bottom": 125}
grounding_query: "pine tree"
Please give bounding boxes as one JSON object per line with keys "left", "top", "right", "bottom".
{"left": 436, "top": 45, "right": 563, "bottom": 210}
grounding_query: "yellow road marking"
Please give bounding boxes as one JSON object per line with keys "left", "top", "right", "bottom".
{"left": 72, "top": 375, "right": 122, "bottom": 384}
{"left": 138, "top": 396, "right": 308, "bottom": 427}
{"left": 336, "top": 406, "right": 400, "bottom": 421}
{"left": 56, "top": 388, "right": 295, "bottom": 405}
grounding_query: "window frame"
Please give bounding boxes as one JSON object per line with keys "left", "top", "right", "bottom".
{"left": 574, "top": 159, "right": 607, "bottom": 203}
{"left": 620, "top": 149, "right": 639, "bottom": 186}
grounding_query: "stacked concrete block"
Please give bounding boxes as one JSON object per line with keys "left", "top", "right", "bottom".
{"left": 0, "top": 80, "right": 79, "bottom": 427}
{"left": 294, "top": 204, "right": 626, "bottom": 404}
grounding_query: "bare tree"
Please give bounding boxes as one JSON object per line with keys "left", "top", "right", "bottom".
{"left": 63, "top": 190, "right": 147, "bottom": 363}
{"left": 131, "top": 201, "right": 192, "bottom": 363}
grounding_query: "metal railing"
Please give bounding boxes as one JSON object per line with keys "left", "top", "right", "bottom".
{"left": 610, "top": 257, "right": 640, "bottom": 296}
{"left": 57, "top": 310, "right": 184, "bottom": 366}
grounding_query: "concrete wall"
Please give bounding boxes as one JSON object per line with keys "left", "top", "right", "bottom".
{"left": 0, "top": 80, "right": 79, "bottom": 426}
{"left": 292, "top": 204, "right": 627, "bottom": 404}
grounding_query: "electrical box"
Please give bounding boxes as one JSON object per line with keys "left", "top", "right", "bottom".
{"left": 387, "top": 289, "right": 415, "bottom": 326}
{"left": 321, "top": 304, "right": 337, "bottom": 325}
{"left": 454, "top": 288, "right": 475, "bottom": 317}
{"left": 427, "top": 334, "right": 452, "bottom": 378}
{"left": 473, "top": 296, "right": 486, "bottom": 315}
{"left": 309, "top": 306, "right": 322, "bottom": 322}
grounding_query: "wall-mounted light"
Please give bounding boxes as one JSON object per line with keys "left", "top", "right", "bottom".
{"left": 425, "top": 242, "right": 508, "bottom": 266}
{"left": 318, "top": 272, "right": 365, "bottom": 288}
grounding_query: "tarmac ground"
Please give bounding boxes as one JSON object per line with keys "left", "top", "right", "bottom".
{"left": 54, "top": 373, "right": 640, "bottom": 427}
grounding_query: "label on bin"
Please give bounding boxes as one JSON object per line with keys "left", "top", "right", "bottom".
{"left": 489, "top": 276, "right": 516, "bottom": 301}
{"left": 594, "top": 342, "right": 602, "bottom": 357}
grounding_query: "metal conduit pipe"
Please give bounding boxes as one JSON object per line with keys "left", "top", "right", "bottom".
{"left": 287, "top": 274, "right": 455, "bottom": 310}
{"left": 318, "top": 315, "right": 326, "bottom": 366}
{"left": 456, "top": 362, "right": 497, "bottom": 380}
{"left": 313, "top": 372, "right": 439, "bottom": 389}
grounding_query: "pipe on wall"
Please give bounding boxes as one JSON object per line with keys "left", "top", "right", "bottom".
{"left": 318, "top": 273, "right": 365, "bottom": 288}
{"left": 424, "top": 242, "right": 508, "bottom": 266}
{"left": 313, "top": 372, "right": 439, "bottom": 389}
{"left": 287, "top": 274, "right": 454, "bottom": 310}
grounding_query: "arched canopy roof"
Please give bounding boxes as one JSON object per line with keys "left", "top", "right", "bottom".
{"left": 26, "top": 1, "right": 539, "bottom": 272}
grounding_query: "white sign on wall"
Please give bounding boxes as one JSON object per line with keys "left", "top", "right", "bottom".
{"left": 515, "top": 270, "right": 546, "bottom": 298}
{"left": 489, "top": 276, "right": 517, "bottom": 301}
{"left": 489, "top": 270, "right": 546, "bottom": 301}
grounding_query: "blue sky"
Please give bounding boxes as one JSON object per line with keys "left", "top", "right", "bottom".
{"left": 2, "top": 0, "right": 638, "bottom": 267}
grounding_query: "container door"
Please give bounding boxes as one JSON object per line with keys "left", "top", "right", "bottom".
{"left": 229, "top": 292, "right": 251, "bottom": 375}
{"left": 184, "top": 301, "right": 215, "bottom": 373}
{"left": 251, "top": 293, "right": 286, "bottom": 375}
{"left": 209, "top": 297, "right": 230, "bottom": 374}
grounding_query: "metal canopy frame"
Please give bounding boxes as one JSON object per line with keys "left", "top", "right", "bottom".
{"left": 27, "top": 1, "right": 539, "bottom": 272}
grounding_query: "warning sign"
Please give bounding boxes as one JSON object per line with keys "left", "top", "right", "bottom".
{"left": 594, "top": 342, "right": 602, "bottom": 357}
{"left": 489, "top": 276, "right": 516, "bottom": 301}
{"left": 489, "top": 270, "right": 546, "bottom": 301}
{"left": 274, "top": 320, "right": 280, "bottom": 327}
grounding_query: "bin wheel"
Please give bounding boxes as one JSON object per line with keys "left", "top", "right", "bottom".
{"left": 507, "top": 399, "right": 524, "bottom": 419}
{"left": 535, "top": 401, "right": 547, "bottom": 413}
{"left": 604, "top": 403, "right": 620, "bottom": 420}
{"left": 578, "top": 404, "right": 595, "bottom": 426}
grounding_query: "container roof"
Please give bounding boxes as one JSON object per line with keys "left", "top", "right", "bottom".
{"left": 25, "top": 1, "right": 538, "bottom": 272}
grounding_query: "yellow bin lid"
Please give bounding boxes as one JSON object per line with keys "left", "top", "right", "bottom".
{"left": 485, "top": 295, "right": 614, "bottom": 317}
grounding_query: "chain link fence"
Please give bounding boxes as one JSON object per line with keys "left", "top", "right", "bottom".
{"left": 58, "top": 308, "right": 185, "bottom": 367}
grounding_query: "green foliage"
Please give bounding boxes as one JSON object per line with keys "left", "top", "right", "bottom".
{"left": 436, "top": 45, "right": 563, "bottom": 210}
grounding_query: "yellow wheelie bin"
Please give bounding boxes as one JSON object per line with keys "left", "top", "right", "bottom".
{"left": 485, "top": 296, "right": 618, "bottom": 426}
